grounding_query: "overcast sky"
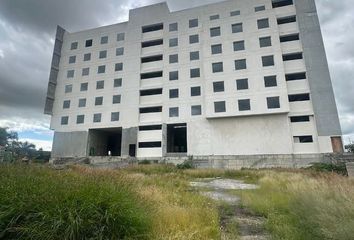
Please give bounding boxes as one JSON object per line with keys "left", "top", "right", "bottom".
{"left": 0, "top": 0, "right": 353, "bottom": 150}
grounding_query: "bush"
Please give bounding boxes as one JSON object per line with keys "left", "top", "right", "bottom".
{"left": 0, "top": 165, "right": 152, "bottom": 239}
{"left": 176, "top": 160, "right": 195, "bottom": 170}
{"left": 308, "top": 162, "right": 348, "bottom": 176}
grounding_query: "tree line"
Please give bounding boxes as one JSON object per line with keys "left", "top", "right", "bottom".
{"left": 0, "top": 127, "right": 50, "bottom": 162}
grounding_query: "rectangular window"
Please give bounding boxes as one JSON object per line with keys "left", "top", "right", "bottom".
{"left": 258, "top": 18, "right": 270, "bottom": 29}
{"left": 141, "top": 39, "right": 163, "bottom": 48}
{"left": 190, "top": 51, "right": 200, "bottom": 61}
{"left": 85, "top": 39, "right": 93, "bottom": 47}
{"left": 169, "top": 23, "right": 178, "bottom": 32}
{"left": 290, "top": 116, "right": 310, "bottom": 122}
{"left": 232, "top": 23, "right": 243, "bottom": 33}
{"left": 114, "top": 78, "right": 122, "bottom": 87}
{"left": 84, "top": 53, "right": 91, "bottom": 61}
{"left": 288, "top": 93, "right": 310, "bottom": 102}
{"left": 236, "top": 79, "right": 249, "bottom": 90}
{"left": 280, "top": 33, "right": 300, "bottom": 42}
{"left": 191, "top": 86, "right": 201, "bottom": 96}
{"left": 141, "top": 55, "right": 163, "bottom": 63}
{"left": 139, "top": 125, "right": 162, "bottom": 131}
{"left": 283, "top": 52, "right": 303, "bottom": 61}
{"left": 277, "top": 15, "right": 296, "bottom": 24}
{"left": 140, "top": 106, "right": 162, "bottom": 113}
{"left": 169, "top": 54, "right": 178, "bottom": 64}
{"left": 78, "top": 98, "right": 86, "bottom": 108}
{"left": 235, "top": 59, "right": 247, "bottom": 70}
{"left": 191, "top": 105, "right": 202, "bottom": 116}
{"left": 169, "top": 89, "right": 179, "bottom": 98}
{"left": 262, "top": 55, "right": 275, "bottom": 67}
{"left": 70, "top": 42, "right": 78, "bottom": 50}
{"left": 169, "top": 38, "right": 178, "bottom": 47}
{"left": 97, "top": 65, "right": 106, "bottom": 74}
{"left": 93, "top": 113, "right": 102, "bottom": 123}
{"left": 255, "top": 5, "right": 266, "bottom": 12}
{"left": 212, "top": 62, "right": 223, "bottom": 73}
{"left": 189, "top": 18, "right": 198, "bottom": 28}
{"left": 61, "top": 116, "right": 69, "bottom": 125}
{"left": 286, "top": 72, "right": 306, "bottom": 81}
{"left": 99, "top": 50, "right": 107, "bottom": 59}
{"left": 211, "top": 44, "right": 222, "bottom": 54}
{"left": 140, "top": 88, "right": 162, "bottom": 96}
{"left": 230, "top": 10, "right": 240, "bottom": 16}
{"left": 267, "top": 96, "right": 280, "bottom": 109}
{"left": 214, "top": 101, "right": 226, "bottom": 113}
{"left": 139, "top": 142, "right": 161, "bottom": 148}
{"left": 111, "top": 112, "right": 120, "bottom": 121}
{"left": 69, "top": 56, "right": 76, "bottom": 64}
{"left": 63, "top": 100, "right": 70, "bottom": 109}
{"left": 141, "top": 71, "right": 163, "bottom": 79}
{"left": 189, "top": 34, "right": 199, "bottom": 44}
{"left": 272, "top": 0, "right": 293, "bottom": 8}
{"left": 82, "top": 67, "right": 90, "bottom": 76}
{"left": 117, "top": 33, "right": 125, "bottom": 41}
{"left": 67, "top": 70, "right": 74, "bottom": 78}
{"left": 76, "top": 115, "right": 85, "bottom": 124}
{"left": 259, "top": 36, "right": 272, "bottom": 47}
{"left": 190, "top": 68, "right": 200, "bottom": 78}
{"left": 238, "top": 99, "right": 251, "bottom": 111}
{"left": 169, "top": 71, "right": 178, "bottom": 81}
{"left": 112, "top": 95, "right": 121, "bottom": 104}
{"left": 142, "top": 23, "right": 163, "bottom": 33}
{"left": 101, "top": 36, "right": 108, "bottom": 44}
{"left": 213, "top": 81, "right": 225, "bottom": 92}
{"left": 169, "top": 107, "right": 179, "bottom": 117}
{"left": 264, "top": 76, "right": 277, "bottom": 87}
{"left": 210, "top": 27, "right": 221, "bottom": 37}
{"left": 65, "top": 84, "right": 72, "bottom": 93}
{"left": 95, "top": 97, "right": 103, "bottom": 106}
{"left": 116, "top": 47, "right": 124, "bottom": 56}
{"left": 294, "top": 135, "right": 313, "bottom": 143}
{"left": 233, "top": 40, "right": 245, "bottom": 51}
{"left": 80, "top": 82, "right": 88, "bottom": 91}
{"left": 96, "top": 80, "right": 104, "bottom": 90}
{"left": 115, "top": 63, "right": 123, "bottom": 71}
{"left": 210, "top": 14, "right": 220, "bottom": 20}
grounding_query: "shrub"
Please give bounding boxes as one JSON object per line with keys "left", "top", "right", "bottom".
{"left": 308, "top": 162, "right": 348, "bottom": 176}
{"left": 176, "top": 160, "right": 195, "bottom": 169}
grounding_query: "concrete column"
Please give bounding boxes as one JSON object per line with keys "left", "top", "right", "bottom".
{"left": 121, "top": 127, "right": 138, "bottom": 157}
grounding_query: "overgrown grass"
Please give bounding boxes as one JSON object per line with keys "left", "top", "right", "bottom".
{"left": 240, "top": 171, "right": 354, "bottom": 240}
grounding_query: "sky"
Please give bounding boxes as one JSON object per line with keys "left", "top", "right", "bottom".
{"left": 0, "top": 0, "right": 353, "bottom": 151}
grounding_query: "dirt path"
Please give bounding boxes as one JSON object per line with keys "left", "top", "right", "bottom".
{"left": 190, "top": 179, "right": 269, "bottom": 240}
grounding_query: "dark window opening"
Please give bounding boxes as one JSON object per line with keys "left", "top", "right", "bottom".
{"left": 288, "top": 93, "right": 310, "bottom": 102}
{"left": 286, "top": 72, "right": 307, "bottom": 81}
{"left": 264, "top": 76, "right": 277, "bottom": 87}
{"left": 141, "top": 55, "right": 163, "bottom": 63}
{"left": 272, "top": 0, "right": 294, "bottom": 8}
{"left": 214, "top": 101, "right": 226, "bottom": 113}
{"left": 139, "top": 142, "right": 162, "bottom": 148}
{"left": 85, "top": 39, "right": 93, "bottom": 47}
{"left": 141, "top": 71, "right": 163, "bottom": 79}
{"left": 139, "top": 106, "right": 162, "bottom": 113}
{"left": 290, "top": 116, "right": 310, "bottom": 122}
{"left": 283, "top": 52, "right": 303, "bottom": 61}
{"left": 142, "top": 23, "right": 163, "bottom": 33}
{"left": 280, "top": 33, "right": 300, "bottom": 42}
{"left": 141, "top": 39, "right": 163, "bottom": 48}
{"left": 294, "top": 135, "right": 313, "bottom": 143}
{"left": 140, "top": 88, "right": 163, "bottom": 96}
{"left": 139, "top": 125, "right": 162, "bottom": 131}
{"left": 277, "top": 15, "right": 296, "bottom": 24}
{"left": 167, "top": 123, "right": 187, "bottom": 153}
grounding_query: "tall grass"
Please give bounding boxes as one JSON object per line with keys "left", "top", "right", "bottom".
{"left": 240, "top": 171, "right": 354, "bottom": 240}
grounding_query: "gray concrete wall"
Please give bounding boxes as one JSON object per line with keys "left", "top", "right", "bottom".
{"left": 346, "top": 162, "right": 354, "bottom": 177}
{"left": 295, "top": 0, "right": 342, "bottom": 137}
{"left": 51, "top": 131, "right": 88, "bottom": 158}
{"left": 121, "top": 127, "right": 138, "bottom": 157}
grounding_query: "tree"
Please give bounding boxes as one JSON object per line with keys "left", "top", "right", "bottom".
{"left": 345, "top": 142, "right": 354, "bottom": 153}
{"left": 0, "top": 127, "right": 18, "bottom": 147}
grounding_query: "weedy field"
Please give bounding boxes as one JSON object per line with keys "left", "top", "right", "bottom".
{"left": 0, "top": 164, "right": 353, "bottom": 240}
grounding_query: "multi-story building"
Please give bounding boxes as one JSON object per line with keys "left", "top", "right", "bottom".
{"left": 45, "top": 0, "right": 343, "bottom": 159}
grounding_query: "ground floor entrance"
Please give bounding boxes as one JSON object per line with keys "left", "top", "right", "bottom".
{"left": 88, "top": 128, "right": 122, "bottom": 156}
{"left": 167, "top": 123, "right": 187, "bottom": 153}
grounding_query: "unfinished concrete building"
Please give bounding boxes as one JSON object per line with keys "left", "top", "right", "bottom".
{"left": 45, "top": 0, "right": 343, "bottom": 162}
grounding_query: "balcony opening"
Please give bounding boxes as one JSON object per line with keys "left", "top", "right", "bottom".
{"left": 141, "top": 55, "right": 163, "bottom": 63}
{"left": 272, "top": 0, "right": 293, "bottom": 8}
{"left": 277, "top": 15, "right": 296, "bottom": 24}
{"left": 141, "top": 39, "right": 163, "bottom": 48}
{"left": 142, "top": 23, "right": 163, "bottom": 33}
{"left": 140, "top": 88, "right": 163, "bottom": 96}
{"left": 139, "top": 106, "right": 162, "bottom": 114}
{"left": 141, "top": 71, "right": 163, "bottom": 79}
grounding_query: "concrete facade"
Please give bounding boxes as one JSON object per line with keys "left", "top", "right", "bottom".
{"left": 45, "top": 0, "right": 343, "bottom": 160}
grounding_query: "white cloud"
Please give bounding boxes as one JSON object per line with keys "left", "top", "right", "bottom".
{"left": 19, "top": 138, "right": 52, "bottom": 151}
{"left": 0, "top": 49, "right": 4, "bottom": 58}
